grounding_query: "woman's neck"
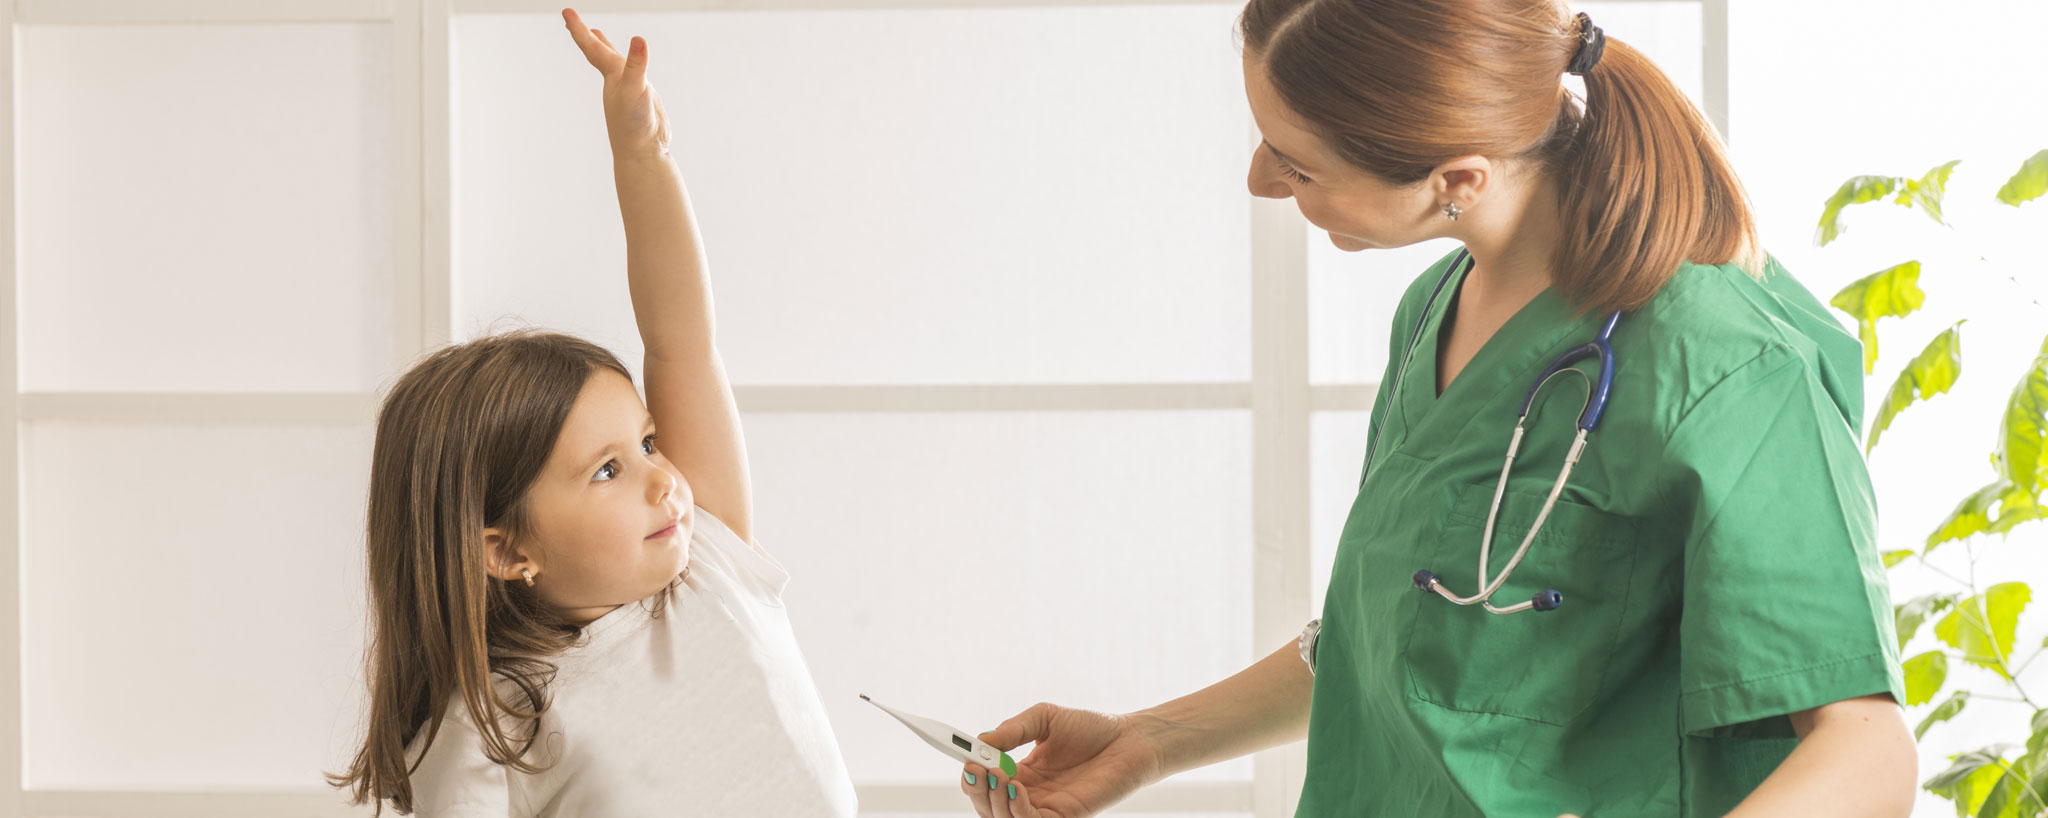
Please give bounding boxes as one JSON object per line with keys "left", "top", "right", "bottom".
{"left": 1455, "top": 171, "right": 1564, "bottom": 310}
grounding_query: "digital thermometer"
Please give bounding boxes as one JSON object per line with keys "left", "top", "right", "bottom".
{"left": 860, "top": 694, "right": 1018, "bottom": 778}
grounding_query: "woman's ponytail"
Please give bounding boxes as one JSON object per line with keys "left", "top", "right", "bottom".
{"left": 1552, "top": 29, "right": 1762, "bottom": 313}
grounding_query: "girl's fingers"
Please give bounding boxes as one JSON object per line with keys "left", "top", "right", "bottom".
{"left": 620, "top": 35, "right": 650, "bottom": 89}
{"left": 561, "top": 9, "right": 621, "bottom": 73}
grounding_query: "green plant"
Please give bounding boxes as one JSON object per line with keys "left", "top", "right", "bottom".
{"left": 1819, "top": 148, "right": 2048, "bottom": 818}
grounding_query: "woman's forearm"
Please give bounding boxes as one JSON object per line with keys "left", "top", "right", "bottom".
{"left": 1127, "top": 639, "right": 1315, "bottom": 777}
{"left": 611, "top": 146, "right": 716, "bottom": 356}
{"left": 1722, "top": 696, "right": 1917, "bottom": 818}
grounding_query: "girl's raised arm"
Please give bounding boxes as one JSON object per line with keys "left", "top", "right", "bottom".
{"left": 564, "top": 8, "right": 755, "bottom": 545}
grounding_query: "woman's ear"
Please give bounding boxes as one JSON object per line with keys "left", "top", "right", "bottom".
{"left": 482, "top": 527, "right": 538, "bottom": 582}
{"left": 1430, "top": 154, "right": 1494, "bottom": 214}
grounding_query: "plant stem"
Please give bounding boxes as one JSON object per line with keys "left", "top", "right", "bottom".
{"left": 1922, "top": 561, "right": 1976, "bottom": 589}
{"left": 2017, "top": 646, "right": 2047, "bottom": 678}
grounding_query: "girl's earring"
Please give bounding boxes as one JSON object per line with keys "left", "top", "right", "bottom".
{"left": 1442, "top": 202, "right": 1463, "bottom": 221}
{"left": 521, "top": 568, "right": 536, "bottom": 587}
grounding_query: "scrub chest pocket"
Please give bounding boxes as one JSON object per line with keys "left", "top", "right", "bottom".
{"left": 1400, "top": 482, "right": 1645, "bottom": 726}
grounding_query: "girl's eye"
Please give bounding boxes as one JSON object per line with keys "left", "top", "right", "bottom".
{"left": 594, "top": 435, "right": 661, "bottom": 482}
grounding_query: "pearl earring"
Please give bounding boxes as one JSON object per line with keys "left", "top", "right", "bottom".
{"left": 521, "top": 568, "right": 536, "bottom": 587}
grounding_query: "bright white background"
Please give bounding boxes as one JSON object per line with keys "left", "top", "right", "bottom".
{"left": 5, "top": 1, "right": 2043, "bottom": 817}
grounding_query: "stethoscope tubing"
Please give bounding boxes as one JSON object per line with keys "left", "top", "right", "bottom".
{"left": 1356, "top": 249, "right": 1625, "bottom": 616}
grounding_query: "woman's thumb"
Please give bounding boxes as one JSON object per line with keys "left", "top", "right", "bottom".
{"left": 981, "top": 702, "right": 1057, "bottom": 751}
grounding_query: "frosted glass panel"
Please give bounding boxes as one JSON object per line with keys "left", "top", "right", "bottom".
{"left": 1309, "top": 238, "right": 1461, "bottom": 386}
{"left": 453, "top": 6, "right": 1250, "bottom": 385}
{"left": 18, "top": 23, "right": 396, "bottom": 393}
{"left": 23, "top": 421, "right": 374, "bottom": 788}
{"left": 1310, "top": 413, "right": 1372, "bottom": 619}
{"left": 743, "top": 411, "right": 1254, "bottom": 783}
{"left": 1586, "top": 1, "right": 1706, "bottom": 108}
{"left": 1308, "top": 1, "right": 1703, "bottom": 385}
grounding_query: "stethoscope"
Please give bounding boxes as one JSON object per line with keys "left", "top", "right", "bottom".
{"left": 1358, "top": 248, "right": 1624, "bottom": 615}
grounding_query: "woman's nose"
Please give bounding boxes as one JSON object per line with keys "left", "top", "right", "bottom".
{"left": 1247, "top": 147, "right": 1293, "bottom": 200}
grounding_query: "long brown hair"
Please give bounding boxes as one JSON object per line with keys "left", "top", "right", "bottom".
{"left": 328, "top": 328, "right": 666, "bottom": 814}
{"left": 1239, "top": 0, "right": 1761, "bottom": 312}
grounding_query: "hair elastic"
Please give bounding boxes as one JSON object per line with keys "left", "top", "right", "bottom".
{"left": 1567, "top": 12, "right": 1605, "bottom": 75}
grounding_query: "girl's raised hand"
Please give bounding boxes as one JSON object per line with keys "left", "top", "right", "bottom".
{"left": 562, "top": 7, "right": 672, "bottom": 156}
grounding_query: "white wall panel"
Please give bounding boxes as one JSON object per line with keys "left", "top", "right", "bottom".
{"left": 451, "top": 5, "right": 1251, "bottom": 386}
{"left": 18, "top": 23, "right": 397, "bottom": 393}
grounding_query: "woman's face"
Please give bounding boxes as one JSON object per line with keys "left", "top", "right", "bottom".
{"left": 486, "top": 369, "right": 694, "bottom": 620}
{"left": 1242, "top": 55, "right": 1443, "bottom": 251}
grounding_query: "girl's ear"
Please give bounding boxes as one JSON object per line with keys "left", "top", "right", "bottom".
{"left": 481, "top": 527, "right": 539, "bottom": 582}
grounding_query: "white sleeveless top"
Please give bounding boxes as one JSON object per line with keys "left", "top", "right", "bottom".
{"left": 404, "top": 505, "right": 858, "bottom": 817}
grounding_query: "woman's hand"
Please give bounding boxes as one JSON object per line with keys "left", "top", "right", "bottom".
{"left": 960, "top": 702, "right": 1169, "bottom": 818}
{"left": 561, "top": 7, "right": 672, "bottom": 157}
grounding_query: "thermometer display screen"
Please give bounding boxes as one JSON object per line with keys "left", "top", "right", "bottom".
{"left": 952, "top": 735, "right": 973, "bottom": 751}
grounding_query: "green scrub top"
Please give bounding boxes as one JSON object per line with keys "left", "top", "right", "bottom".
{"left": 1296, "top": 249, "right": 1907, "bottom": 818}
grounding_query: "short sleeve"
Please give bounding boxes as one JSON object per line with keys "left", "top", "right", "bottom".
{"left": 1661, "top": 345, "right": 1906, "bottom": 736}
{"left": 405, "top": 698, "right": 513, "bottom": 817}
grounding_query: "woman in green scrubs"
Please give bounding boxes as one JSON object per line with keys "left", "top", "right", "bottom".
{"left": 958, "top": 1, "right": 1916, "bottom": 817}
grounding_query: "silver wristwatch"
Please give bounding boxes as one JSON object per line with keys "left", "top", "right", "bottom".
{"left": 1298, "top": 618, "right": 1322, "bottom": 675}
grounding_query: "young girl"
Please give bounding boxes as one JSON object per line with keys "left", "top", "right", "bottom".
{"left": 329, "top": 10, "right": 858, "bottom": 815}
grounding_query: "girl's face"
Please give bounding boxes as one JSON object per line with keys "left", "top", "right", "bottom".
{"left": 484, "top": 369, "right": 694, "bottom": 623}
{"left": 1241, "top": 55, "right": 1444, "bottom": 251}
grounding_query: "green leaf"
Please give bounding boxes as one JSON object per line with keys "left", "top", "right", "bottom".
{"left": 1882, "top": 549, "right": 1915, "bottom": 568}
{"left": 1997, "top": 149, "right": 2048, "bottom": 207}
{"left": 1918, "top": 690, "right": 1970, "bottom": 741}
{"left": 1929, "top": 746, "right": 2017, "bottom": 818}
{"left": 1818, "top": 175, "right": 1901, "bottom": 246}
{"left": 1904, "top": 650, "right": 1950, "bottom": 706}
{"left": 1989, "top": 491, "right": 2048, "bottom": 537}
{"left": 1977, "top": 754, "right": 2029, "bottom": 818}
{"left": 1927, "top": 482, "right": 2045, "bottom": 554}
{"left": 1830, "top": 261, "right": 1926, "bottom": 374}
{"left": 2027, "top": 710, "right": 2048, "bottom": 759}
{"left": 2013, "top": 759, "right": 2048, "bottom": 818}
{"left": 1900, "top": 593, "right": 1964, "bottom": 650}
{"left": 1996, "top": 335, "right": 2048, "bottom": 494}
{"left": 1936, "top": 583, "right": 2032, "bottom": 680}
{"left": 1900, "top": 160, "right": 1962, "bottom": 227}
{"left": 1869, "top": 321, "right": 1964, "bottom": 452}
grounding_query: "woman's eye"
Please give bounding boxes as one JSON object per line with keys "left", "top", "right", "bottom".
{"left": 1280, "top": 162, "right": 1311, "bottom": 184}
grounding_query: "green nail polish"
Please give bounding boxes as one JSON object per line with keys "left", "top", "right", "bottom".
{"left": 964, "top": 772, "right": 977, "bottom": 786}
{"left": 989, "top": 776, "right": 998, "bottom": 791}
{"left": 1009, "top": 783, "right": 1018, "bottom": 800}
